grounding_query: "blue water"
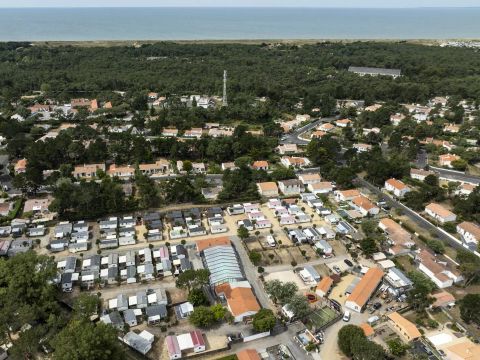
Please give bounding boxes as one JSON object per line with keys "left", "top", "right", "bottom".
{"left": 1, "top": 7, "right": 480, "bottom": 41}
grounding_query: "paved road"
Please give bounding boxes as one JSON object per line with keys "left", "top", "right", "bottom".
{"left": 415, "top": 149, "right": 480, "bottom": 185}
{"left": 431, "top": 166, "right": 480, "bottom": 185}
{"left": 355, "top": 177, "right": 473, "bottom": 254}
{"left": 280, "top": 117, "right": 337, "bottom": 146}
{"left": 230, "top": 235, "right": 272, "bottom": 310}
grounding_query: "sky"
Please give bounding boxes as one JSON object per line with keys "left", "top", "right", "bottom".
{"left": 0, "top": 0, "right": 479, "bottom": 8}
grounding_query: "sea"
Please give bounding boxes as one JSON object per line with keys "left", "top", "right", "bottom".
{"left": 1, "top": 7, "right": 480, "bottom": 41}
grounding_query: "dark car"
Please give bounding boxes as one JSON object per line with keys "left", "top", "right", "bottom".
{"left": 344, "top": 259, "right": 354, "bottom": 267}
{"left": 373, "top": 302, "right": 382, "bottom": 310}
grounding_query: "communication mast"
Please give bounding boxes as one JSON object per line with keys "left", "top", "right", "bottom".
{"left": 222, "top": 70, "right": 228, "bottom": 107}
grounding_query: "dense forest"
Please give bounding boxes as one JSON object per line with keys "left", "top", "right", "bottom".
{"left": 1, "top": 41, "right": 480, "bottom": 111}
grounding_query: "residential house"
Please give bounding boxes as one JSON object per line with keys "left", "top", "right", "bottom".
{"left": 311, "top": 130, "right": 327, "bottom": 139}
{"left": 351, "top": 195, "right": 379, "bottom": 217}
{"left": 73, "top": 163, "right": 105, "bottom": 179}
{"left": 457, "top": 221, "right": 480, "bottom": 247}
{"left": 439, "top": 154, "right": 460, "bottom": 168}
{"left": 308, "top": 181, "right": 333, "bottom": 195}
{"left": 276, "top": 143, "right": 298, "bottom": 155}
{"left": 378, "top": 218, "right": 415, "bottom": 255}
{"left": 278, "top": 179, "right": 303, "bottom": 195}
{"left": 425, "top": 203, "right": 457, "bottom": 224}
{"left": 455, "top": 183, "right": 476, "bottom": 197}
{"left": 257, "top": 182, "right": 279, "bottom": 197}
{"left": 139, "top": 159, "right": 171, "bottom": 176}
{"left": 100, "top": 311, "right": 124, "bottom": 330}
{"left": 334, "top": 189, "right": 361, "bottom": 202}
{"left": 298, "top": 173, "right": 321, "bottom": 185}
{"left": 345, "top": 268, "right": 384, "bottom": 312}
{"left": 162, "top": 128, "right": 178, "bottom": 137}
{"left": 416, "top": 249, "right": 463, "bottom": 288}
{"left": 353, "top": 143, "right": 372, "bottom": 153}
{"left": 280, "top": 156, "right": 311, "bottom": 168}
{"left": 315, "top": 276, "right": 334, "bottom": 298}
{"left": 335, "top": 119, "right": 352, "bottom": 128}
{"left": 410, "top": 168, "right": 435, "bottom": 181}
{"left": 184, "top": 128, "right": 203, "bottom": 139}
{"left": 123, "top": 331, "right": 153, "bottom": 355}
{"left": 317, "top": 123, "right": 335, "bottom": 132}
{"left": 146, "top": 304, "right": 167, "bottom": 324}
{"left": 390, "top": 113, "right": 406, "bottom": 126}
{"left": 387, "top": 312, "right": 421, "bottom": 343}
{"left": 251, "top": 161, "right": 269, "bottom": 171}
{"left": 215, "top": 282, "right": 261, "bottom": 322}
{"left": 14, "top": 158, "right": 27, "bottom": 174}
{"left": 108, "top": 165, "right": 135, "bottom": 179}
{"left": 385, "top": 178, "right": 410, "bottom": 198}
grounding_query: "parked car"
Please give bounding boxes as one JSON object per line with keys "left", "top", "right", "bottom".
{"left": 342, "top": 311, "right": 351, "bottom": 322}
{"left": 344, "top": 259, "right": 353, "bottom": 267}
{"left": 333, "top": 265, "right": 341, "bottom": 274}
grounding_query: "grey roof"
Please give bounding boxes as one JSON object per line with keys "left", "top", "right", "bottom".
{"left": 203, "top": 245, "right": 243, "bottom": 285}
{"left": 117, "top": 294, "right": 129, "bottom": 309}
{"left": 137, "top": 291, "right": 148, "bottom": 306}
{"left": 144, "top": 212, "right": 161, "bottom": 222}
{"left": 55, "top": 222, "right": 73, "bottom": 234}
{"left": 207, "top": 207, "right": 223, "bottom": 217}
{"left": 146, "top": 304, "right": 167, "bottom": 318}
{"left": 387, "top": 267, "right": 413, "bottom": 288}
{"left": 180, "top": 258, "right": 192, "bottom": 271}
{"left": 108, "top": 253, "right": 118, "bottom": 267}
{"left": 65, "top": 256, "right": 77, "bottom": 272}
{"left": 123, "top": 309, "right": 137, "bottom": 324}
{"left": 109, "top": 310, "right": 124, "bottom": 326}
{"left": 108, "top": 267, "right": 118, "bottom": 279}
{"left": 61, "top": 272, "right": 73, "bottom": 284}
{"left": 346, "top": 277, "right": 361, "bottom": 294}
{"left": 8, "top": 239, "right": 32, "bottom": 256}
{"left": 99, "top": 238, "right": 118, "bottom": 249}
{"left": 124, "top": 331, "right": 151, "bottom": 354}
{"left": 348, "top": 66, "right": 401, "bottom": 76}
{"left": 99, "top": 219, "right": 118, "bottom": 228}
{"left": 127, "top": 265, "right": 137, "bottom": 278}
{"left": 304, "top": 265, "right": 321, "bottom": 281}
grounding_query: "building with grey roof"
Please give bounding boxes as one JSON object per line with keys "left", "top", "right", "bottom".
{"left": 123, "top": 309, "right": 138, "bottom": 327}
{"left": 146, "top": 304, "right": 167, "bottom": 324}
{"left": 348, "top": 66, "right": 401, "bottom": 78}
{"left": 123, "top": 331, "right": 152, "bottom": 355}
{"left": 203, "top": 245, "right": 244, "bottom": 286}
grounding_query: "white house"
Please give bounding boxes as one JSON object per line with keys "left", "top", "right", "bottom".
{"left": 416, "top": 249, "right": 463, "bottom": 289}
{"left": 385, "top": 178, "right": 410, "bottom": 198}
{"left": 457, "top": 221, "right": 480, "bottom": 246}
{"left": 278, "top": 179, "right": 303, "bottom": 195}
{"left": 308, "top": 181, "right": 333, "bottom": 195}
{"left": 351, "top": 195, "right": 380, "bottom": 217}
{"left": 410, "top": 168, "right": 435, "bottom": 181}
{"left": 425, "top": 203, "right": 456, "bottom": 224}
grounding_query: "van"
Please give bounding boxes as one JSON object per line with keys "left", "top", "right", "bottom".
{"left": 342, "top": 311, "right": 351, "bottom": 322}
{"left": 266, "top": 235, "right": 276, "bottom": 247}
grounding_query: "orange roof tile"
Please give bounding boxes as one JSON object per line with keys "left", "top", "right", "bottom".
{"left": 257, "top": 182, "right": 279, "bottom": 192}
{"left": 386, "top": 178, "right": 407, "bottom": 190}
{"left": 359, "top": 323, "right": 375, "bottom": 337}
{"left": 196, "top": 236, "right": 231, "bottom": 252}
{"left": 425, "top": 203, "right": 455, "bottom": 219}
{"left": 215, "top": 284, "right": 260, "bottom": 317}
{"left": 237, "top": 349, "right": 261, "bottom": 360}
{"left": 352, "top": 195, "right": 377, "bottom": 211}
{"left": 346, "top": 268, "right": 384, "bottom": 308}
{"left": 387, "top": 312, "right": 421, "bottom": 339}
{"left": 316, "top": 276, "right": 334, "bottom": 294}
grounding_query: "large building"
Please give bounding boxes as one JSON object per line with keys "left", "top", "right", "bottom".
{"left": 215, "top": 281, "right": 261, "bottom": 322}
{"left": 345, "top": 268, "right": 384, "bottom": 312}
{"left": 348, "top": 66, "right": 401, "bottom": 78}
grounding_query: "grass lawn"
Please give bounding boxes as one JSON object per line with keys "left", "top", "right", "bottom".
{"left": 430, "top": 310, "right": 451, "bottom": 325}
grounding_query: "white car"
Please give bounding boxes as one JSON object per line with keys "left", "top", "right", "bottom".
{"left": 342, "top": 311, "right": 351, "bottom": 322}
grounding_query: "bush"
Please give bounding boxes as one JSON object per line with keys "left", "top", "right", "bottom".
{"left": 249, "top": 251, "right": 262, "bottom": 266}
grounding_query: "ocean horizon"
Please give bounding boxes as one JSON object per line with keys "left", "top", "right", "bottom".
{"left": 1, "top": 7, "right": 480, "bottom": 41}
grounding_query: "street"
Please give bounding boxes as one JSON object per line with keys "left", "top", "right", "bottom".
{"left": 355, "top": 177, "right": 474, "bottom": 255}
{"left": 280, "top": 117, "right": 337, "bottom": 146}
